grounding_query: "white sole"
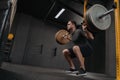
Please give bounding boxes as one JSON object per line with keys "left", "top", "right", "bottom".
{"left": 65, "top": 71, "right": 79, "bottom": 74}
{"left": 67, "top": 73, "right": 87, "bottom": 76}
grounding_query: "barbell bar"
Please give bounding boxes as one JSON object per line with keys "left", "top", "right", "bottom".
{"left": 98, "top": 8, "right": 114, "bottom": 19}
{"left": 98, "top": 2, "right": 117, "bottom": 19}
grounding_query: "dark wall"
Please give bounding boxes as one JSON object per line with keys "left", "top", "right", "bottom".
{"left": 10, "top": 13, "right": 106, "bottom": 73}
{"left": 85, "top": 31, "right": 105, "bottom": 73}
{"left": 10, "top": 14, "right": 31, "bottom": 64}
{"left": 10, "top": 13, "right": 71, "bottom": 69}
{"left": 105, "top": 0, "right": 116, "bottom": 77}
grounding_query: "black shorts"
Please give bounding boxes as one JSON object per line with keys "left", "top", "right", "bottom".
{"left": 68, "top": 42, "right": 93, "bottom": 58}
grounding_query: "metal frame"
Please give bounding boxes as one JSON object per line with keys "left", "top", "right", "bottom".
{"left": 114, "top": 0, "right": 120, "bottom": 80}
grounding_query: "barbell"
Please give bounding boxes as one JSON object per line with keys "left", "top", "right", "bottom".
{"left": 55, "top": 29, "right": 86, "bottom": 45}
{"left": 86, "top": 4, "right": 116, "bottom": 32}
{"left": 55, "top": 4, "right": 116, "bottom": 45}
{"left": 85, "top": 4, "right": 113, "bottom": 32}
{"left": 55, "top": 29, "right": 72, "bottom": 45}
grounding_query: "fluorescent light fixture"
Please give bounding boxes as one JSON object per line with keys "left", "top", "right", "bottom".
{"left": 55, "top": 8, "right": 65, "bottom": 19}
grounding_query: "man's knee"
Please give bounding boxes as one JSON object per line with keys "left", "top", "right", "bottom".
{"left": 73, "top": 45, "right": 80, "bottom": 51}
{"left": 62, "top": 49, "right": 69, "bottom": 55}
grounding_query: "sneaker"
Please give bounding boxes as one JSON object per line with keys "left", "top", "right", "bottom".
{"left": 65, "top": 68, "right": 78, "bottom": 74}
{"left": 76, "top": 68, "right": 87, "bottom": 76}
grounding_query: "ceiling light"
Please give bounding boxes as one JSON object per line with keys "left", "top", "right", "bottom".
{"left": 55, "top": 8, "right": 65, "bottom": 19}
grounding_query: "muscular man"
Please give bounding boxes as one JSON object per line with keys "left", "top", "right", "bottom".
{"left": 62, "top": 20, "right": 94, "bottom": 75}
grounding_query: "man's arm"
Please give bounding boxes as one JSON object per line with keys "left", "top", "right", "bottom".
{"left": 84, "top": 29, "right": 94, "bottom": 40}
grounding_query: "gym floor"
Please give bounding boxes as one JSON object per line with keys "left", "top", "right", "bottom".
{"left": 0, "top": 62, "right": 115, "bottom": 80}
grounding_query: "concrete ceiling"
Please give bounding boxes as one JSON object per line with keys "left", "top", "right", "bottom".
{"left": 17, "top": 0, "right": 111, "bottom": 26}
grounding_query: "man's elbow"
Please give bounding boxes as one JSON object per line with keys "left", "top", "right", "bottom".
{"left": 91, "top": 37, "right": 94, "bottom": 40}
{"left": 89, "top": 36, "right": 94, "bottom": 40}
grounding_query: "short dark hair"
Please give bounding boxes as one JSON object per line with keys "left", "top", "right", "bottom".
{"left": 69, "top": 20, "right": 77, "bottom": 27}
